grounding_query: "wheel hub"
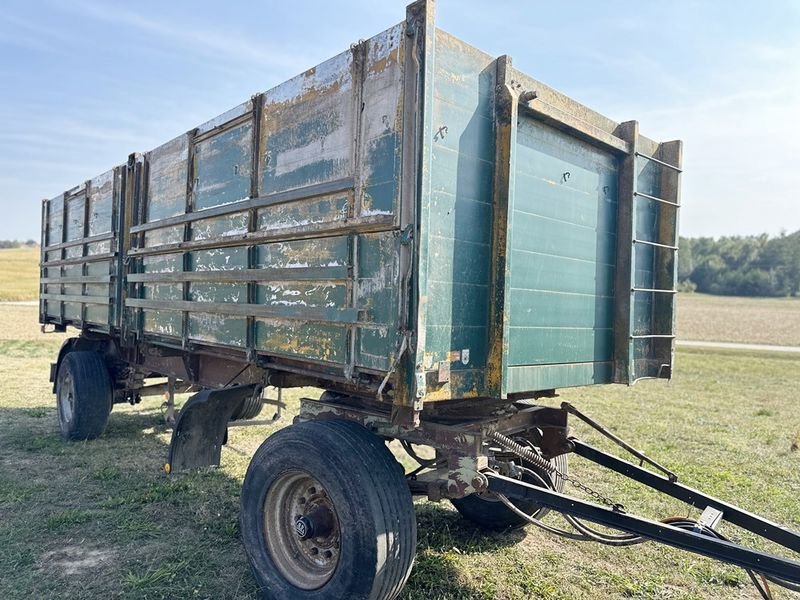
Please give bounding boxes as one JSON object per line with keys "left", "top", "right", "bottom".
{"left": 264, "top": 470, "right": 341, "bottom": 590}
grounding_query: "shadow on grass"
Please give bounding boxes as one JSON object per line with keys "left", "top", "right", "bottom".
{"left": 0, "top": 404, "right": 528, "bottom": 600}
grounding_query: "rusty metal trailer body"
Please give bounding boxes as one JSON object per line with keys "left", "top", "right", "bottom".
{"left": 38, "top": 2, "right": 800, "bottom": 599}
{"left": 40, "top": 3, "right": 679, "bottom": 421}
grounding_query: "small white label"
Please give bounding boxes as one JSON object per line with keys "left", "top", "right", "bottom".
{"left": 461, "top": 348, "right": 470, "bottom": 365}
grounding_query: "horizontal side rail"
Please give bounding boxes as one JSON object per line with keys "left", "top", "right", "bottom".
{"left": 125, "top": 298, "right": 362, "bottom": 324}
{"left": 41, "top": 275, "right": 113, "bottom": 284}
{"left": 126, "top": 214, "right": 396, "bottom": 258}
{"left": 632, "top": 239, "right": 678, "bottom": 251}
{"left": 487, "top": 472, "right": 800, "bottom": 584}
{"left": 630, "top": 334, "right": 676, "bottom": 339}
{"left": 127, "top": 266, "right": 349, "bottom": 284}
{"left": 130, "top": 177, "right": 356, "bottom": 234}
{"left": 571, "top": 440, "right": 800, "bottom": 553}
{"left": 41, "top": 293, "right": 113, "bottom": 306}
{"left": 43, "top": 232, "right": 115, "bottom": 252}
{"left": 520, "top": 99, "right": 630, "bottom": 155}
{"left": 634, "top": 151, "right": 683, "bottom": 172}
{"left": 631, "top": 287, "right": 677, "bottom": 294}
{"left": 633, "top": 191, "right": 680, "bottom": 208}
{"left": 41, "top": 252, "right": 117, "bottom": 268}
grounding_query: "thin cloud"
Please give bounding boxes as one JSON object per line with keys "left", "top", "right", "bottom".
{"left": 51, "top": 0, "right": 308, "bottom": 72}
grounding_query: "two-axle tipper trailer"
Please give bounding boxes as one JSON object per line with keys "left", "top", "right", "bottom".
{"left": 39, "top": 1, "right": 800, "bottom": 598}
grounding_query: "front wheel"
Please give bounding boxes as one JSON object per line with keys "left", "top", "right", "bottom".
{"left": 451, "top": 452, "right": 568, "bottom": 531}
{"left": 240, "top": 419, "right": 417, "bottom": 600}
{"left": 55, "top": 351, "right": 113, "bottom": 441}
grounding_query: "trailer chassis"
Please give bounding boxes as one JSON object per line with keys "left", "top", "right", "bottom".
{"left": 174, "top": 391, "right": 799, "bottom": 596}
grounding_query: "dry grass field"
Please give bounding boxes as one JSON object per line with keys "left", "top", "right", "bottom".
{"left": 1, "top": 302, "right": 799, "bottom": 600}
{"left": 1, "top": 248, "right": 800, "bottom": 598}
{"left": 677, "top": 293, "right": 800, "bottom": 347}
{"left": 0, "top": 246, "right": 40, "bottom": 301}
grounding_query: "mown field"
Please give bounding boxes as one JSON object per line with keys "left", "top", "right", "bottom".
{"left": 0, "top": 246, "right": 40, "bottom": 301}
{"left": 677, "top": 293, "right": 800, "bottom": 347}
{"left": 1, "top": 302, "right": 799, "bottom": 600}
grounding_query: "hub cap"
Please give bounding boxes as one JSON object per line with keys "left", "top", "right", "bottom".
{"left": 57, "top": 371, "right": 74, "bottom": 425}
{"left": 263, "top": 470, "right": 341, "bottom": 590}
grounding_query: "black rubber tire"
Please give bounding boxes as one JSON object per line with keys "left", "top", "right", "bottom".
{"left": 55, "top": 351, "right": 113, "bottom": 441}
{"left": 451, "top": 453, "right": 568, "bottom": 531}
{"left": 240, "top": 419, "right": 417, "bottom": 600}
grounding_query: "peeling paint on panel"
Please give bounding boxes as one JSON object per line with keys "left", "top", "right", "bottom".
{"left": 147, "top": 135, "right": 189, "bottom": 222}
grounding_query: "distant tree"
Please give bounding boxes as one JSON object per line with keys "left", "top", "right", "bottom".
{"left": 680, "top": 229, "right": 800, "bottom": 297}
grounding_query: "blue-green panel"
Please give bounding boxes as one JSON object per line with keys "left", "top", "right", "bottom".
{"left": 194, "top": 121, "right": 253, "bottom": 210}
{"left": 147, "top": 135, "right": 188, "bottom": 222}
{"left": 507, "top": 117, "right": 618, "bottom": 375}
{"left": 142, "top": 253, "right": 182, "bottom": 337}
{"left": 259, "top": 51, "right": 354, "bottom": 196}
{"left": 419, "top": 30, "right": 496, "bottom": 399}
{"left": 507, "top": 362, "right": 613, "bottom": 391}
{"left": 508, "top": 327, "right": 614, "bottom": 365}
{"left": 254, "top": 319, "right": 347, "bottom": 364}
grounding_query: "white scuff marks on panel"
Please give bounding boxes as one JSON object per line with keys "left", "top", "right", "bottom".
{"left": 357, "top": 259, "right": 392, "bottom": 301}
{"left": 284, "top": 260, "right": 310, "bottom": 269}
{"left": 367, "top": 23, "right": 402, "bottom": 73}
{"left": 90, "top": 169, "right": 114, "bottom": 191}
{"left": 361, "top": 86, "right": 400, "bottom": 142}
{"left": 272, "top": 120, "right": 350, "bottom": 178}
{"left": 264, "top": 50, "right": 353, "bottom": 106}
{"left": 262, "top": 216, "right": 312, "bottom": 231}
{"left": 360, "top": 205, "right": 394, "bottom": 217}
{"left": 196, "top": 101, "right": 251, "bottom": 135}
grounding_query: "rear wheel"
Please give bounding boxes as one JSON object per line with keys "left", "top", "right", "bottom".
{"left": 451, "top": 451, "right": 568, "bottom": 531}
{"left": 240, "top": 419, "right": 417, "bottom": 600}
{"left": 56, "top": 351, "right": 113, "bottom": 441}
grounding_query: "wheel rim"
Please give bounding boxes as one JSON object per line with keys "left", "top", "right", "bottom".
{"left": 263, "top": 470, "right": 341, "bottom": 590}
{"left": 57, "top": 370, "right": 74, "bottom": 425}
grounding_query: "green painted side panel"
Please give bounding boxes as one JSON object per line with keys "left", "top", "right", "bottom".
{"left": 186, "top": 247, "right": 247, "bottom": 345}
{"left": 256, "top": 193, "right": 349, "bottom": 233}
{"left": 254, "top": 319, "right": 347, "bottom": 364}
{"left": 419, "top": 30, "right": 496, "bottom": 398}
{"left": 194, "top": 121, "right": 253, "bottom": 210}
{"left": 142, "top": 253, "right": 183, "bottom": 337}
{"left": 146, "top": 135, "right": 188, "bottom": 222}
{"left": 507, "top": 117, "right": 618, "bottom": 379}
{"left": 507, "top": 362, "right": 613, "bottom": 391}
{"left": 88, "top": 171, "right": 114, "bottom": 236}
{"left": 356, "top": 232, "right": 399, "bottom": 371}
{"left": 255, "top": 237, "right": 349, "bottom": 269}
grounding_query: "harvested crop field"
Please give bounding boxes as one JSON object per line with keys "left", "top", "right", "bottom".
{"left": 677, "top": 293, "right": 800, "bottom": 347}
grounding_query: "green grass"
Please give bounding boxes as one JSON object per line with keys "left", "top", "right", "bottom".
{"left": 1, "top": 310, "right": 799, "bottom": 599}
{"left": 0, "top": 246, "right": 40, "bottom": 301}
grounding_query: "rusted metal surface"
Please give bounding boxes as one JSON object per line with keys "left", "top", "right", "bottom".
{"left": 40, "top": 0, "right": 680, "bottom": 415}
{"left": 296, "top": 393, "right": 571, "bottom": 500}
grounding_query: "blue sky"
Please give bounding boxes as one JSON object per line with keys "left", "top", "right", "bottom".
{"left": 1, "top": 0, "right": 798, "bottom": 240}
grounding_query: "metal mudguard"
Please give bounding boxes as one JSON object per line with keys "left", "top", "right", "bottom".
{"left": 166, "top": 384, "right": 259, "bottom": 472}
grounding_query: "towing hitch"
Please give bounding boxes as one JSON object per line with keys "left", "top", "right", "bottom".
{"left": 486, "top": 405, "right": 800, "bottom": 598}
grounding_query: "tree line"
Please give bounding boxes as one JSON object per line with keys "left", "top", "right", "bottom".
{"left": 679, "top": 230, "right": 800, "bottom": 297}
{"left": 0, "top": 239, "right": 38, "bottom": 249}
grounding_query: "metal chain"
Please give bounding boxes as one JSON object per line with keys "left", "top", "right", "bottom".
{"left": 560, "top": 473, "right": 626, "bottom": 512}
{"left": 489, "top": 430, "right": 626, "bottom": 512}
